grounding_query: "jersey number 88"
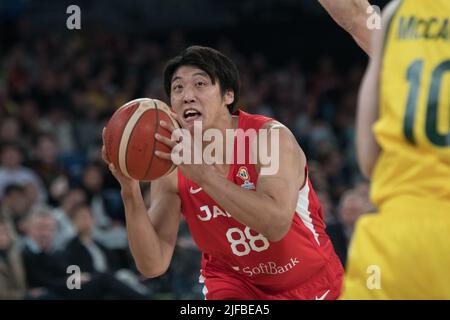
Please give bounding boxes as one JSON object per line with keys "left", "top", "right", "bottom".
{"left": 226, "top": 227, "right": 270, "bottom": 256}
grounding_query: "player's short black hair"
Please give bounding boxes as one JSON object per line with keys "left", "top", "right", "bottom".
{"left": 163, "top": 45, "right": 240, "bottom": 113}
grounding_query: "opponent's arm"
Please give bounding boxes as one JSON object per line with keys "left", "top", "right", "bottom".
{"left": 319, "top": 0, "right": 375, "bottom": 55}
{"left": 356, "top": 0, "right": 400, "bottom": 178}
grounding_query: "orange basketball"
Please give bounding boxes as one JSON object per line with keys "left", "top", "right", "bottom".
{"left": 104, "top": 98, "right": 179, "bottom": 181}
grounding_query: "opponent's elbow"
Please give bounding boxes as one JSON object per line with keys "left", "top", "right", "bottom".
{"left": 358, "top": 151, "right": 378, "bottom": 179}
{"left": 360, "top": 161, "right": 375, "bottom": 179}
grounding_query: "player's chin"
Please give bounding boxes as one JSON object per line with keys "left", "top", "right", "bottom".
{"left": 183, "top": 116, "right": 203, "bottom": 131}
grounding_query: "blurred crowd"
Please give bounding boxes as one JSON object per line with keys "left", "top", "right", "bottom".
{"left": 0, "top": 25, "right": 374, "bottom": 299}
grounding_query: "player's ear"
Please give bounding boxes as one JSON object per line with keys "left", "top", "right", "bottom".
{"left": 224, "top": 90, "right": 234, "bottom": 106}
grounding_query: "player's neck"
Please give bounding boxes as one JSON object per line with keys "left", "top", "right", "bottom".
{"left": 213, "top": 111, "right": 236, "bottom": 132}
{"left": 201, "top": 113, "right": 237, "bottom": 175}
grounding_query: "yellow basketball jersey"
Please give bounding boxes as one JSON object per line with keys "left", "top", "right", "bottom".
{"left": 372, "top": 0, "right": 450, "bottom": 212}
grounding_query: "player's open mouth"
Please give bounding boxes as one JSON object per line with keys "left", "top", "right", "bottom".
{"left": 183, "top": 108, "right": 202, "bottom": 122}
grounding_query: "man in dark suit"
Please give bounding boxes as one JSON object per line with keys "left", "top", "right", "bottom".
{"left": 22, "top": 206, "right": 148, "bottom": 299}
{"left": 65, "top": 202, "right": 149, "bottom": 298}
{"left": 65, "top": 204, "right": 119, "bottom": 274}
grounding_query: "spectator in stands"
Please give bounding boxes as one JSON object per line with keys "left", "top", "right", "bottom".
{"left": 0, "top": 117, "right": 22, "bottom": 145}
{"left": 65, "top": 202, "right": 149, "bottom": 297}
{"left": 0, "top": 143, "right": 47, "bottom": 203}
{"left": 0, "top": 184, "right": 32, "bottom": 238}
{"left": 170, "top": 218, "right": 202, "bottom": 299}
{"left": 354, "top": 180, "right": 373, "bottom": 211}
{"left": 0, "top": 220, "right": 53, "bottom": 299}
{"left": 65, "top": 202, "right": 120, "bottom": 273}
{"left": 39, "top": 108, "right": 77, "bottom": 157}
{"left": 22, "top": 206, "right": 148, "bottom": 299}
{"left": 317, "top": 190, "right": 335, "bottom": 224}
{"left": 30, "top": 134, "right": 67, "bottom": 195}
{"left": 17, "top": 100, "right": 43, "bottom": 145}
{"left": 0, "top": 220, "right": 27, "bottom": 299}
{"left": 338, "top": 190, "right": 367, "bottom": 232}
{"left": 326, "top": 190, "right": 368, "bottom": 267}
{"left": 51, "top": 187, "right": 86, "bottom": 250}
{"left": 82, "top": 162, "right": 129, "bottom": 267}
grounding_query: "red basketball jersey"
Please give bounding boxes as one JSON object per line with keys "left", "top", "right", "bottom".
{"left": 177, "top": 110, "right": 342, "bottom": 293}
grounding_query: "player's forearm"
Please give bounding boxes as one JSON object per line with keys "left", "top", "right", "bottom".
{"left": 356, "top": 3, "right": 387, "bottom": 178}
{"left": 356, "top": 66, "right": 380, "bottom": 178}
{"left": 201, "top": 172, "right": 292, "bottom": 242}
{"left": 319, "top": 0, "right": 373, "bottom": 55}
{"left": 121, "top": 188, "right": 166, "bottom": 277}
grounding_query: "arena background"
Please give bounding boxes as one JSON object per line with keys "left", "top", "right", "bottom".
{"left": 1, "top": 0, "right": 390, "bottom": 299}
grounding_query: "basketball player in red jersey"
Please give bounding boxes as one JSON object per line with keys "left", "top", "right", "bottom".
{"left": 103, "top": 46, "right": 343, "bottom": 300}
{"left": 102, "top": 2, "right": 376, "bottom": 300}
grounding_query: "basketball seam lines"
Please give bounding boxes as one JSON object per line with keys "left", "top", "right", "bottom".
{"left": 119, "top": 101, "right": 150, "bottom": 178}
{"left": 142, "top": 99, "right": 159, "bottom": 180}
{"left": 125, "top": 105, "right": 146, "bottom": 179}
{"left": 118, "top": 102, "right": 140, "bottom": 178}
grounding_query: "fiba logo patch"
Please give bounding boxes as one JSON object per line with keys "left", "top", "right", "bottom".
{"left": 237, "top": 166, "right": 249, "bottom": 180}
{"left": 236, "top": 166, "right": 255, "bottom": 190}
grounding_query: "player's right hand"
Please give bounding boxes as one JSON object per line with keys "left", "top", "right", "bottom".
{"left": 102, "top": 128, "right": 140, "bottom": 193}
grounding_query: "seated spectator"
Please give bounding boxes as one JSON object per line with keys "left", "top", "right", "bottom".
{"left": 0, "top": 117, "right": 22, "bottom": 145}
{"left": 354, "top": 180, "right": 374, "bottom": 211}
{"left": 0, "top": 220, "right": 27, "bottom": 299}
{"left": 51, "top": 187, "right": 86, "bottom": 250}
{"left": 0, "top": 184, "right": 32, "bottom": 239}
{"left": 326, "top": 190, "right": 367, "bottom": 267}
{"left": 30, "top": 134, "right": 67, "bottom": 197}
{"left": 0, "top": 220, "right": 52, "bottom": 300}
{"left": 22, "top": 206, "right": 148, "bottom": 299}
{"left": 170, "top": 218, "right": 202, "bottom": 299}
{"left": 142, "top": 185, "right": 201, "bottom": 299}
{"left": 82, "top": 162, "right": 129, "bottom": 267}
{"left": 316, "top": 190, "right": 335, "bottom": 224}
{"left": 339, "top": 190, "right": 370, "bottom": 237}
{"left": 65, "top": 202, "right": 120, "bottom": 273}
{"left": 0, "top": 143, "right": 47, "bottom": 203}
{"left": 65, "top": 203, "right": 149, "bottom": 297}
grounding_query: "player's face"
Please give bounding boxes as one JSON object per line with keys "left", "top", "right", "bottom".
{"left": 170, "top": 65, "right": 233, "bottom": 131}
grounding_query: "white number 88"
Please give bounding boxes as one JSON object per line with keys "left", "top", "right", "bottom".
{"left": 226, "top": 227, "right": 270, "bottom": 256}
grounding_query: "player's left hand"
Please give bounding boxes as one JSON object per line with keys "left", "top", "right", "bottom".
{"left": 155, "top": 112, "right": 215, "bottom": 184}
